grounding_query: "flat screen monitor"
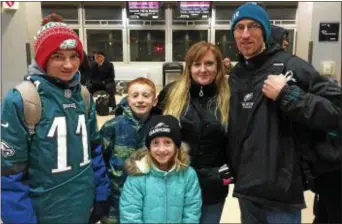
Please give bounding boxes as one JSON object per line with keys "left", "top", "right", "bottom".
{"left": 127, "top": 1, "right": 160, "bottom": 19}
{"left": 177, "top": 1, "right": 211, "bottom": 20}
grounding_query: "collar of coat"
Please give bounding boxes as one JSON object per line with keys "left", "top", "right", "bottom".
{"left": 189, "top": 78, "right": 216, "bottom": 98}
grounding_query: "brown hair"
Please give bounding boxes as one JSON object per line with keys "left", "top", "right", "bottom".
{"left": 127, "top": 77, "right": 157, "bottom": 98}
{"left": 163, "top": 41, "right": 230, "bottom": 129}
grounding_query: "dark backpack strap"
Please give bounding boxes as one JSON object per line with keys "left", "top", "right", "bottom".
{"left": 271, "top": 53, "right": 296, "bottom": 76}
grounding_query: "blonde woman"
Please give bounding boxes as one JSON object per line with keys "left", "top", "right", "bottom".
{"left": 157, "top": 41, "right": 231, "bottom": 223}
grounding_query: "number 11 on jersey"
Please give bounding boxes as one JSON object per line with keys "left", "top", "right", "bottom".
{"left": 47, "top": 115, "right": 90, "bottom": 173}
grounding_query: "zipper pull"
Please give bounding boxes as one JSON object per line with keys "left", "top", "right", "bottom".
{"left": 199, "top": 86, "right": 204, "bottom": 97}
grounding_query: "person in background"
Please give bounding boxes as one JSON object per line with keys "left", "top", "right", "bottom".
{"left": 227, "top": 2, "right": 341, "bottom": 223}
{"left": 223, "top": 57, "right": 232, "bottom": 79}
{"left": 88, "top": 51, "right": 116, "bottom": 112}
{"left": 1, "top": 19, "right": 110, "bottom": 224}
{"left": 270, "top": 25, "right": 289, "bottom": 51}
{"left": 120, "top": 115, "right": 202, "bottom": 223}
{"left": 79, "top": 52, "right": 93, "bottom": 86}
{"left": 311, "top": 93, "right": 341, "bottom": 224}
{"left": 100, "top": 77, "right": 158, "bottom": 224}
{"left": 157, "top": 41, "right": 231, "bottom": 224}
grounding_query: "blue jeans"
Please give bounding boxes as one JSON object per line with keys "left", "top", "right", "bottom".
{"left": 238, "top": 198, "right": 301, "bottom": 224}
{"left": 200, "top": 200, "right": 225, "bottom": 224}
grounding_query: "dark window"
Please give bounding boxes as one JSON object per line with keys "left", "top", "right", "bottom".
{"left": 215, "top": 30, "right": 239, "bottom": 61}
{"left": 84, "top": 5, "right": 122, "bottom": 25}
{"left": 41, "top": 5, "right": 79, "bottom": 24}
{"left": 267, "top": 7, "right": 297, "bottom": 20}
{"left": 172, "top": 30, "right": 208, "bottom": 61}
{"left": 215, "top": 6, "right": 235, "bottom": 21}
{"left": 73, "top": 29, "right": 79, "bottom": 36}
{"left": 86, "top": 30, "right": 123, "bottom": 61}
{"left": 130, "top": 30, "right": 165, "bottom": 62}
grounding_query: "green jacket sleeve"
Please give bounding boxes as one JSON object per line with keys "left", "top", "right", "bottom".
{"left": 276, "top": 57, "right": 341, "bottom": 132}
{"left": 1, "top": 89, "right": 30, "bottom": 176}
{"left": 99, "top": 118, "right": 116, "bottom": 166}
{"left": 88, "top": 97, "right": 100, "bottom": 146}
{"left": 1, "top": 89, "right": 37, "bottom": 224}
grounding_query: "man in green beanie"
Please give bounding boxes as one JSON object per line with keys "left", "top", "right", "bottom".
{"left": 226, "top": 2, "right": 341, "bottom": 223}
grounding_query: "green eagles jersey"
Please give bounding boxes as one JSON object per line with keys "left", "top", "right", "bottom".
{"left": 1, "top": 75, "right": 99, "bottom": 223}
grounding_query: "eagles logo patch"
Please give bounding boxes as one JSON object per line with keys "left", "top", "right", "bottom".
{"left": 1, "top": 141, "right": 15, "bottom": 157}
{"left": 60, "top": 39, "right": 77, "bottom": 49}
{"left": 243, "top": 92, "right": 254, "bottom": 102}
{"left": 64, "top": 89, "right": 72, "bottom": 98}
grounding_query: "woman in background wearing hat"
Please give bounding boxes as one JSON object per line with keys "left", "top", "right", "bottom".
{"left": 157, "top": 41, "right": 231, "bottom": 223}
{"left": 1, "top": 19, "right": 109, "bottom": 223}
{"left": 119, "top": 115, "right": 202, "bottom": 223}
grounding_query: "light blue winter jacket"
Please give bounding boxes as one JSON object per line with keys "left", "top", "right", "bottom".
{"left": 119, "top": 148, "right": 202, "bottom": 223}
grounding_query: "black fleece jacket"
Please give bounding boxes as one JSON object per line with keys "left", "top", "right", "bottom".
{"left": 228, "top": 44, "right": 341, "bottom": 211}
{"left": 157, "top": 80, "right": 229, "bottom": 205}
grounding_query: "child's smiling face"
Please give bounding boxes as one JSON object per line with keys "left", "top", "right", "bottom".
{"left": 149, "top": 136, "right": 176, "bottom": 171}
{"left": 127, "top": 83, "right": 157, "bottom": 119}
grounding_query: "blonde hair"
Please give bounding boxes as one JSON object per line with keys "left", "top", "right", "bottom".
{"left": 124, "top": 143, "right": 190, "bottom": 175}
{"left": 147, "top": 143, "right": 190, "bottom": 171}
{"left": 163, "top": 41, "right": 230, "bottom": 129}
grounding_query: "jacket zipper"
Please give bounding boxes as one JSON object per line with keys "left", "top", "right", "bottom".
{"left": 199, "top": 86, "right": 204, "bottom": 97}
{"left": 164, "top": 176, "right": 168, "bottom": 223}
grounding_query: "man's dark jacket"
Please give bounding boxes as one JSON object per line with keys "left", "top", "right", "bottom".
{"left": 90, "top": 60, "right": 115, "bottom": 84}
{"left": 228, "top": 44, "right": 341, "bottom": 211}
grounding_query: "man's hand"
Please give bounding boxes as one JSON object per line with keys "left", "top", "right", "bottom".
{"left": 262, "top": 75, "right": 287, "bottom": 101}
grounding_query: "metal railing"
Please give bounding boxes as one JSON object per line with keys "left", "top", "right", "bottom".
{"left": 84, "top": 19, "right": 123, "bottom": 25}
{"left": 215, "top": 19, "right": 296, "bottom": 26}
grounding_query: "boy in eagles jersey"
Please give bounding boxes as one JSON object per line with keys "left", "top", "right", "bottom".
{"left": 1, "top": 21, "right": 110, "bottom": 224}
{"left": 100, "top": 78, "right": 158, "bottom": 224}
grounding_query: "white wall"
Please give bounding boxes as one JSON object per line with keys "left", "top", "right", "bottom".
{"left": 311, "top": 2, "right": 341, "bottom": 82}
{"left": 295, "top": 2, "right": 314, "bottom": 61}
{"left": 1, "top": 3, "right": 29, "bottom": 99}
{"left": 296, "top": 2, "right": 341, "bottom": 82}
{"left": 25, "top": 2, "right": 43, "bottom": 59}
{"left": 114, "top": 62, "right": 164, "bottom": 88}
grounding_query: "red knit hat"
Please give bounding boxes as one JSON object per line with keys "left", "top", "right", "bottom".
{"left": 33, "top": 22, "right": 84, "bottom": 71}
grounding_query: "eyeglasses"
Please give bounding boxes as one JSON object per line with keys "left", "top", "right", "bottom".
{"left": 191, "top": 61, "right": 217, "bottom": 70}
{"left": 233, "top": 22, "right": 261, "bottom": 34}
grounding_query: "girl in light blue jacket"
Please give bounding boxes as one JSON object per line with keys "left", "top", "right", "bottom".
{"left": 120, "top": 115, "right": 202, "bottom": 223}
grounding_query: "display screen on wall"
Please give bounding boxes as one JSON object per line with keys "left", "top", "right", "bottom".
{"left": 127, "top": 1, "right": 160, "bottom": 19}
{"left": 319, "top": 22, "right": 340, "bottom": 42}
{"left": 176, "top": 1, "right": 211, "bottom": 20}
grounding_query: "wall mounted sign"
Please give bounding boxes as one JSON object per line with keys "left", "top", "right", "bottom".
{"left": 1, "top": 2, "right": 19, "bottom": 10}
{"left": 319, "top": 22, "right": 340, "bottom": 42}
{"left": 127, "top": 1, "right": 160, "bottom": 20}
